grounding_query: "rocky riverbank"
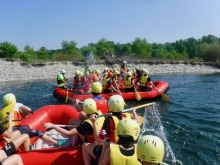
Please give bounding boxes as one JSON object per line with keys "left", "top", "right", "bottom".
{"left": 0, "top": 58, "right": 220, "bottom": 82}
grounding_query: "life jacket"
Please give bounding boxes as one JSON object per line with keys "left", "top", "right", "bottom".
{"left": 93, "top": 96, "right": 108, "bottom": 113}
{"left": 73, "top": 76, "right": 81, "bottom": 85}
{"left": 0, "top": 103, "right": 22, "bottom": 128}
{"left": 91, "top": 74, "right": 98, "bottom": 82}
{"left": 102, "top": 77, "right": 111, "bottom": 90}
{"left": 110, "top": 144, "right": 141, "bottom": 165}
{"left": 125, "top": 77, "right": 132, "bottom": 88}
{"left": 83, "top": 110, "right": 105, "bottom": 143}
{"left": 109, "top": 113, "right": 131, "bottom": 143}
{"left": 140, "top": 75, "right": 148, "bottom": 87}
{"left": 57, "top": 74, "right": 65, "bottom": 87}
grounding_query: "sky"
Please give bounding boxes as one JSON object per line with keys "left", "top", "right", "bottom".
{"left": 1, "top": 0, "right": 220, "bottom": 51}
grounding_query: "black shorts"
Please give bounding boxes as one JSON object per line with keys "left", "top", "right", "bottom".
{"left": 93, "top": 145, "right": 103, "bottom": 165}
{"left": 13, "top": 125, "right": 44, "bottom": 138}
{"left": 2, "top": 142, "right": 16, "bottom": 157}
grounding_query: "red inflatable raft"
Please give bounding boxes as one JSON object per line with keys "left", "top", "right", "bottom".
{"left": 53, "top": 80, "right": 169, "bottom": 102}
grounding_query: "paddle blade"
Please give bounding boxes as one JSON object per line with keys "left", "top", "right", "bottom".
{"left": 135, "top": 91, "right": 142, "bottom": 101}
{"left": 161, "top": 92, "right": 170, "bottom": 102}
{"left": 65, "top": 91, "right": 69, "bottom": 103}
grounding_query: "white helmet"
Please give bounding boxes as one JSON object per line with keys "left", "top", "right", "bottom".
{"left": 60, "top": 69, "right": 66, "bottom": 74}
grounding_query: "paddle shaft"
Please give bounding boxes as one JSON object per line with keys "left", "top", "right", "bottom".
{"left": 55, "top": 124, "right": 78, "bottom": 128}
{"left": 152, "top": 83, "right": 170, "bottom": 102}
{"left": 98, "top": 102, "right": 155, "bottom": 117}
{"left": 132, "top": 81, "right": 141, "bottom": 101}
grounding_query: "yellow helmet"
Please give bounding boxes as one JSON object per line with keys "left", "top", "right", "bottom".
{"left": 75, "top": 70, "right": 81, "bottom": 75}
{"left": 96, "top": 69, "right": 101, "bottom": 75}
{"left": 85, "top": 71, "right": 90, "bottom": 77}
{"left": 83, "top": 98, "right": 97, "bottom": 115}
{"left": 137, "top": 135, "right": 165, "bottom": 163}
{"left": 144, "top": 70, "right": 148, "bottom": 75}
{"left": 135, "top": 66, "right": 139, "bottom": 70}
{"left": 126, "top": 72, "right": 132, "bottom": 77}
{"left": 123, "top": 61, "right": 127, "bottom": 64}
{"left": 116, "top": 119, "right": 140, "bottom": 141}
{"left": 3, "top": 93, "right": 16, "bottom": 106}
{"left": 108, "top": 95, "right": 125, "bottom": 112}
{"left": 91, "top": 82, "right": 102, "bottom": 93}
{"left": 104, "top": 67, "right": 108, "bottom": 71}
{"left": 114, "top": 71, "right": 120, "bottom": 76}
{"left": 113, "top": 68, "right": 117, "bottom": 72}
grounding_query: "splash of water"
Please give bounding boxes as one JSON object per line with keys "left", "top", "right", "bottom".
{"left": 140, "top": 104, "right": 183, "bottom": 165}
{"left": 85, "top": 51, "right": 95, "bottom": 65}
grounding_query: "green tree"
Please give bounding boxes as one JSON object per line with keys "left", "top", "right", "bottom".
{"left": 185, "top": 37, "right": 198, "bottom": 59}
{"left": 201, "top": 35, "right": 219, "bottom": 44}
{"left": 131, "top": 38, "right": 152, "bottom": 58}
{"left": 95, "top": 38, "right": 115, "bottom": 56}
{"left": 60, "top": 40, "right": 82, "bottom": 61}
{"left": 0, "top": 42, "right": 18, "bottom": 58}
{"left": 114, "top": 43, "right": 132, "bottom": 56}
{"left": 201, "top": 43, "right": 220, "bottom": 62}
{"left": 37, "top": 47, "right": 50, "bottom": 60}
{"left": 80, "top": 45, "right": 97, "bottom": 56}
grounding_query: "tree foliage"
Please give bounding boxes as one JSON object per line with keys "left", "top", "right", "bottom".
{"left": 1, "top": 34, "right": 220, "bottom": 62}
{"left": 0, "top": 42, "right": 18, "bottom": 58}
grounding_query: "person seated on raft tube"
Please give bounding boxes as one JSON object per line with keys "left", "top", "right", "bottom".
{"left": 57, "top": 69, "right": 69, "bottom": 89}
{"left": 137, "top": 135, "right": 165, "bottom": 165}
{"left": 137, "top": 69, "right": 153, "bottom": 92}
{"left": 0, "top": 112, "right": 30, "bottom": 164}
{"left": 0, "top": 93, "right": 67, "bottom": 148}
{"left": 73, "top": 70, "right": 83, "bottom": 93}
{"left": 82, "top": 119, "right": 141, "bottom": 165}
{"left": 102, "top": 72, "right": 119, "bottom": 93}
{"left": 82, "top": 95, "right": 140, "bottom": 165}
{"left": 72, "top": 82, "right": 108, "bottom": 121}
{"left": 124, "top": 71, "right": 135, "bottom": 92}
{"left": 44, "top": 98, "right": 105, "bottom": 146}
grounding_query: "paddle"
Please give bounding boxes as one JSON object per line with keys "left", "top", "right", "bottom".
{"left": 132, "top": 81, "right": 141, "bottom": 101}
{"left": 65, "top": 90, "right": 69, "bottom": 103}
{"left": 152, "top": 84, "right": 170, "bottom": 102}
{"left": 55, "top": 124, "right": 78, "bottom": 128}
{"left": 114, "top": 80, "right": 127, "bottom": 105}
{"left": 98, "top": 102, "right": 155, "bottom": 117}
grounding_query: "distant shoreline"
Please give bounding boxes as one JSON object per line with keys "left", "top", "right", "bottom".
{"left": 0, "top": 58, "right": 220, "bottom": 82}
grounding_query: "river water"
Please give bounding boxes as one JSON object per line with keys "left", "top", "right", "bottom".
{"left": 0, "top": 73, "right": 219, "bottom": 165}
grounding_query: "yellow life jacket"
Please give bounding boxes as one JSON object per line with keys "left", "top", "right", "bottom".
{"left": 140, "top": 75, "right": 148, "bottom": 87}
{"left": 83, "top": 110, "right": 105, "bottom": 143}
{"left": 125, "top": 77, "right": 132, "bottom": 88}
{"left": 111, "top": 113, "right": 131, "bottom": 143}
{"left": 0, "top": 103, "right": 16, "bottom": 129}
{"left": 110, "top": 143, "right": 141, "bottom": 165}
{"left": 102, "top": 77, "right": 110, "bottom": 89}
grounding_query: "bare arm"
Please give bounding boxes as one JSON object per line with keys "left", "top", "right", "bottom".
{"left": 43, "top": 122, "right": 78, "bottom": 136}
{"left": 90, "top": 114, "right": 102, "bottom": 144}
{"left": 20, "top": 105, "right": 33, "bottom": 118}
{"left": 2, "top": 113, "right": 13, "bottom": 138}
{"left": 98, "top": 140, "right": 110, "bottom": 165}
{"left": 131, "top": 107, "right": 140, "bottom": 125}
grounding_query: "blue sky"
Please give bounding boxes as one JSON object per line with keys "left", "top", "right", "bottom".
{"left": 1, "top": 0, "right": 220, "bottom": 50}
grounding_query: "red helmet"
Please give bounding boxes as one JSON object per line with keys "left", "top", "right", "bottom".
{"left": 108, "top": 72, "right": 113, "bottom": 78}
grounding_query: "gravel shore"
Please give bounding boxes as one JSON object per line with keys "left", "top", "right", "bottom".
{"left": 0, "top": 59, "right": 220, "bottom": 82}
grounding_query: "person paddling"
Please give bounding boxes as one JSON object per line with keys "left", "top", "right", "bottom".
{"left": 57, "top": 69, "right": 69, "bottom": 89}
{"left": 0, "top": 93, "right": 67, "bottom": 148}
